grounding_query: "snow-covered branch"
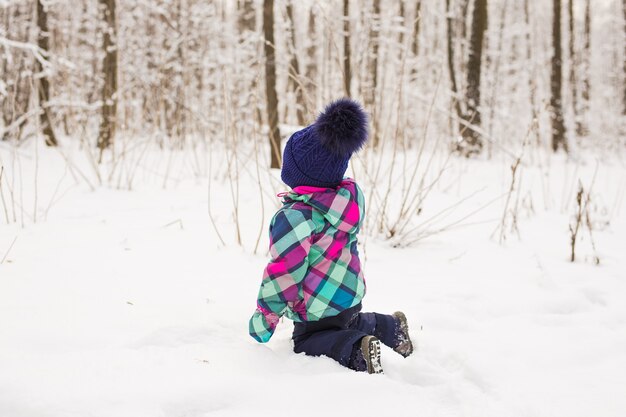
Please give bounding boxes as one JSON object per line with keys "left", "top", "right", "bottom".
{"left": 0, "top": 36, "right": 51, "bottom": 69}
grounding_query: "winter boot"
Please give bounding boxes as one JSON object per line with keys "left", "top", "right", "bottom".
{"left": 392, "top": 311, "right": 414, "bottom": 358}
{"left": 361, "top": 336, "right": 383, "bottom": 374}
{"left": 350, "top": 335, "right": 383, "bottom": 374}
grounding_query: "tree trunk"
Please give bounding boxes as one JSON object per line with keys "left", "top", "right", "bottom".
{"left": 238, "top": 0, "right": 255, "bottom": 34}
{"left": 305, "top": 7, "right": 317, "bottom": 113}
{"left": 1, "top": 5, "right": 31, "bottom": 142}
{"left": 367, "top": 0, "right": 381, "bottom": 147}
{"left": 368, "top": 0, "right": 381, "bottom": 104}
{"left": 486, "top": 0, "right": 508, "bottom": 146}
{"left": 459, "top": 0, "right": 471, "bottom": 78}
{"left": 97, "top": 0, "right": 117, "bottom": 157}
{"left": 460, "top": 0, "right": 471, "bottom": 38}
{"left": 343, "top": 0, "right": 351, "bottom": 97}
{"left": 579, "top": 0, "right": 590, "bottom": 135}
{"left": 568, "top": 0, "right": 580, "bottom": 136}
{"left": 411, "top": 0, "right": 422, "bottom": 57}
{"left": 174, "top": 0, "right": 186, "bottom": 143}
{"left": 550, "top": 0, "right": 568, "bottom": 152}
{"left": 36, "top": 0, "right": 58, "bottom": 147}
{"left": 524, "top": 0, "right": 540, "bottom": 145}
{"left": 399, "top": 0, "right": 406, "bottom": 47}
{"left": 446, "top": 0, "right": 463, "bottom": 119}
{"left": 263, "top": 0, "right": 281, "bottom": 169}
{"left": 286, "top": 1, "right": 306, "bottom": 125}
{"left": 623, "top": 0, "right": 626, "bottom": 115}
{"left": 459, "top": 0, "right": 487, "bottom": 155}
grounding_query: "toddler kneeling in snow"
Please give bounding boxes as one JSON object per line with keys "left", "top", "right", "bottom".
{"left": 249, "top": 99, "right": 413, "bottom": 373}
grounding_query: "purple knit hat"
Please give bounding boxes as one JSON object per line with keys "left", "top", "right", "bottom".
{"left": 281, "top": 98, "right": 369, "bottom": 188}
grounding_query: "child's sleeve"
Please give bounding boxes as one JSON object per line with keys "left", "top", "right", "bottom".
{"left": 249, "top": 208, "right": 313, "bottom": 343}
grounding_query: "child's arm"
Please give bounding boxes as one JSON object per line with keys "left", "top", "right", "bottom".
{"left": 249, "top": 208, "right": 313, "bottom": 343}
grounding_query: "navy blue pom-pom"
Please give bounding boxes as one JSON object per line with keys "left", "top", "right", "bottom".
{"left": 314, "top": 98, "right": 369, "bottom": 157}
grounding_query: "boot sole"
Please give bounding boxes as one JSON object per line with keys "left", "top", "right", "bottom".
{"left": 361, "top": 336, "right": 383, "bottom": 374}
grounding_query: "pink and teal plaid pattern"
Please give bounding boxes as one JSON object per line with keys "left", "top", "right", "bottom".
{"left": 249, "top": 179, "right": 367, "bottom": 343}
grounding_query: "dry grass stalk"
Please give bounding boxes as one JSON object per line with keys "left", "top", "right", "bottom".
{"left": 569, "top": 166, "right": 601, "bottom": 264}
{"left": 569, "top": 183, "right": 584, "bottom": 262}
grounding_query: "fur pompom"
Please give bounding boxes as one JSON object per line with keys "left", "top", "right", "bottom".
{"left": 314, "top": 98, "right": 369, "bottom": 156}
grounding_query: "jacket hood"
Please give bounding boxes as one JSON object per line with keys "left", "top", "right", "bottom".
{"left": 282, "top": 179, "right": 364, "bottom": 234}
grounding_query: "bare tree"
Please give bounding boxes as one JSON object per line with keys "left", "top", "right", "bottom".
{"left": 2, "top": 0, "right": 622, "bottom": 159}
{"left": 460, "top": 0, "right": 487, "bottom": 155}
{"left": 286, "top": 0, "right": 306, "bottom": 125}
{"left": 411, "top": 0, "right": 422, "bottom": 57}
{"left": 579, "top": 0, "right": 590, "bottom": 135}
{"left": 305, "top": 7, "right": 317, "bottom": 113}
{"left": 568, "top": 0, "right": 581, "bottom": 136}
{"left": 623, "top": 0, "right": 626, "bottom": 115}
{"left": 524, "top": 0, "right": 540, "bottom": 145}
{"left": 460, "top": 0, "right": 471, "bottom": 38}
{"left": 486, "top": 0, "right": 509, "bottom": 146}
{"left": 367, "top": 0, "right": 381, "bottom": 147}
{"left": 263, "top": 0, "right": 281, "bottom": 168}
{"left": 1, "top": 5, "right": 31, "bottom": 142}
{"left": 447, "top": 0, "right": 487, "bottom": 156}
{"left": 238, "top": 0, "right": 255, "bottom": 34}
{"left": 343, "top": 0, "right": 351, "bottom": 97}
{"left": 97, "top": 0, "right": 118, "bottom": 157}
{"left": 550, "top": 0, "right": 568, "bottom": 152}
{"left": 459, "top": 0, "right": 471, "bottom": 77}
{"left": 36, "top": 0, "right": 58, "bottom": 146}
{"left": 446, "top": 0, "right": 462, "bottom": 119}
{"left": 399, "top": 0, "right": 406, "bottom": 47}
{"left": 172, "top": 0, "right": 187, "bottom": 142}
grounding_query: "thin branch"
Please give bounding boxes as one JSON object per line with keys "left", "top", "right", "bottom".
{"left": 0, "top": 36, "right": 51, "bottom": 68}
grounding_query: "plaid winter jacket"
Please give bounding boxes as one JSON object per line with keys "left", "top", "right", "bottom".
{"left": 249, "top": 179, "right": 366, "bottom": 343}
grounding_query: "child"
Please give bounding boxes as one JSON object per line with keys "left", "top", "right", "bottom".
{"left": 249, "top": 98, "right": 413, "bottom": 374}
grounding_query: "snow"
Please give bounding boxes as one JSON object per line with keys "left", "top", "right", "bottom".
{"left": 1, "top": 144, "right": 625, "bottom": 417}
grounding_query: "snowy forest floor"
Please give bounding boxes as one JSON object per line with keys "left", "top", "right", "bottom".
{"left": 1, "top": 142, "right": 625, "bottom": 417}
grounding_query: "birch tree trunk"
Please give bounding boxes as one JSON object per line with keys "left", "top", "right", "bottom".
{"left": 263, "top": 0, "right": 281, "bottom": 168}
{"left": 36, "top": 0, "right": 58, "bottom": 146}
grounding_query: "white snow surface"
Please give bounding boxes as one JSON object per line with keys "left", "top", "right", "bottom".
{"left": 1, "top": 145, "right": 625, "bottom": 417}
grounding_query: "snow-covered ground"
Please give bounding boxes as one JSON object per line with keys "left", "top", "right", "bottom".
{"left": 1, "top": 143, "right": 625, "bottom": 417}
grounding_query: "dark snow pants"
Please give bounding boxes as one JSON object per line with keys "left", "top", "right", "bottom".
{"left": 292, "top": 303, "right": 397, "bottom": 369}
